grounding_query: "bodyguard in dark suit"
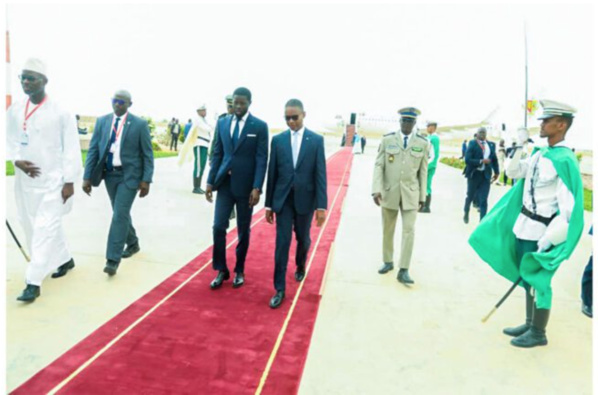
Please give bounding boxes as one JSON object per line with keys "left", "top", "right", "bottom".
{"left": 463, "top": 127, "right": 499, "bottom": 223}
{"left": 206, "top": 87, "right": 269, "bottom": 289}
{"left": 82, "top": 90, "right": 154, "bottom": 275}
{"left": 265, "top": 99, "right": 327, "bottom": 308}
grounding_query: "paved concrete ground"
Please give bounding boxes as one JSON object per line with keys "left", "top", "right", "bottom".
{"left": 299, "top": 147, "right": 593, "bottom": 395}
{"left": 5, "top": 137, "right": 592, "bottom": 393}
{"left": 4, "top": 136, "right": 342, "bottom": 391}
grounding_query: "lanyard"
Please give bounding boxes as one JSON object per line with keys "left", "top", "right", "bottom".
{"left": 23, "top": 96, "right": 48, "bottom": 131}
{"left": 112, "top": 113, "right": 128, "bottom": 141}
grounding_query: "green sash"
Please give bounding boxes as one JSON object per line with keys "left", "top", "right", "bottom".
{"left": 469, "top": 146, "right": 584, "bottom": 308}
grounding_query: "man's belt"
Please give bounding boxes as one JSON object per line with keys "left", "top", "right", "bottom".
{"left": 197, "top": 136, "right": 210, "bottom": 143}
{"left": 521, "top": 206, "right": 556, "bottom": 226}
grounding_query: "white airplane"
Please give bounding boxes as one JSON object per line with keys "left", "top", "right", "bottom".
{"left": 321, "top": 106, "right": 535, "bottom": 142}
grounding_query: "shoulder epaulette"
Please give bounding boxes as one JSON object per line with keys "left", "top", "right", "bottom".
{"left": 416, "top": 133, "right": 428, "bottom": 141}
{"left": 383, "top": 132, "right": 396, "bottom": 137}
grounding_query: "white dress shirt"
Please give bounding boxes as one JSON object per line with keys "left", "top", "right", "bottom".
{"left": 477, "top": 140, "right": 491, "bottom": 171}
{"left": 507, "top": 141, "right": 575, "bottom": 246}
{"left": 110, "top": 112, "right": 128, "bottom": 167}
{"left": 291, "top": 127, "right": 305, "bottom": 167}
{"left": 400, "top": 132, "right": 413, "bottom": 148}
{"left": 229, "top": 111, "right": 249, "bottom": 138}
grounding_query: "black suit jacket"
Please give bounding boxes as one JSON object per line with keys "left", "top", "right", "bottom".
{"left": 464, "top": 139, "right": 499, "bottom": 179}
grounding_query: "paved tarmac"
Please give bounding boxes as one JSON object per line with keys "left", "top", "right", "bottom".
{"left": 5, "top": 137, "right": 593, "bottom": 394}
{"left": 299, "top": 146, "right": 593, "bottom": 395}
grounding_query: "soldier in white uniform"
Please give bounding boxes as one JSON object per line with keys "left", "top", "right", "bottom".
{"left": 6, "top": 58, "right": 82, "bottom": 302}
{"left": 192, "top": 104, "right": 213, "bottom": 194}
{"left": 372, "top": 107, "right": 429, "bottom": 285}
{"left": 471, "top": 100, "right": 584, "bottom": 349}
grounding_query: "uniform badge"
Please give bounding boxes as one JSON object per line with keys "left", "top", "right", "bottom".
{"left": 411, "top": 147, "right": 423, "bottom": 152}
{"left": 389, "top": 154, "right": 394, "bottom": 163}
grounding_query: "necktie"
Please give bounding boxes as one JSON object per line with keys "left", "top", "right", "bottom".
{"left": 403, "top": 135, "right": 408, "bottom": 149}
{"left": 106, "top": 117, "right": 121, "bottom": 171}
{"left": 292, "top": 131, "right": 300, "bottom": 168}
{"left": 232, "top": 117, "right": 241, "bottom": 148}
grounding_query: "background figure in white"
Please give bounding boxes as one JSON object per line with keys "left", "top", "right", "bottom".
{"left": 178, "top": 104, "right": 213, "bottom": 194}
{"left": 6, "top": 58, "right": 82, "bottom": 302}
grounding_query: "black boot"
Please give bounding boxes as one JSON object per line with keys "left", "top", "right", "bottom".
{"left": 511, "top": 307, "right": 550, "bottom": 348}
{"left": 503, "top": 290, "right": 533, "bottom": 336}
{"left": 397, "top": 269, "right": 414, "bottom": 284}
{"left": 422, "top": 195, "right": 431, "bottom": 213}
{"left": 17, "top": 284, "right": 41, "bottom": 302}
{"left": 192, "top": 177, "right": 202, "bottom": 194}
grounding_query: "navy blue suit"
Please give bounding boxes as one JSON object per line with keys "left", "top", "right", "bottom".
{"left": 463, "top": 139, "right": 499, "bottom": 219}
{"left": 207, "top": 113, "right": 268, "bottom": 273}
{"left": 265, "top": 128, "right": 327, "bottom": 291}
{"left": 83, "top": 112, "right": 154, "bottom": 263}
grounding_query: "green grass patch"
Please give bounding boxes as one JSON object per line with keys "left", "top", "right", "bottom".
{"left": 584, "top": 188, "right": 593, "bottom": 212}
{"left": 153, "top": 151, "right": 178, "bottom": 159}
{"left": 440, "top": 157, "right": 593, "bottom": 212}
{"left": 440, "top": 157, "right": 465, "bottom": 170}
{"left": 7, "top": 149, "right": 178, "bottom": 176}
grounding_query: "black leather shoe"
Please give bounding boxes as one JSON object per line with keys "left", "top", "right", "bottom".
{"left": 122, "top": 243, "right": 140, "bottom": 259}
{"left": 104, "top": 260, "right": 120, "bottom": 276}
{"left": 503, "top": 323, "right": 531, "bottom": 337}
{"left": 510, "top": 327, "right": 548, "bottom": 348}
{"left": 269, "top": 291, "right": 285, "bottom": 309}
{"left": 378, "top": 262, "right": 394, "bottom": 274}
{"left": 295, "top": 266, "right": 306, "bottom": 282}
{"left": 463, "top": 212, "right": 469, "bottom": 224}
{"left": 17, "top": 284, "right": 40, "bottom": 302}
{"left": 582, "top": 303, "right": 593, "bottom": 318}
{"left": 397, "top": 269, "right": 414, "bottom": 284}
{"left": 232, "top": 272, "right": 245, "bottom": 288}
{"left": 210, "top": 271, "right": 230, "bottom": 289}
{"left": 51, "top": 258, "right": 75, "bottom": 278}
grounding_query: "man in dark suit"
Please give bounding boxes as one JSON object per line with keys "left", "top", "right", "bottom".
{"left": 265, "top": 99, "right": 327, "bottom": 308}
{"left": 206, "top": 87, "right": 269, "bottom": 289}
{"left": 82, "top": 90, "right": 154, "bottom": 275}
{"left": 463, "top": 127, "right": 499, "bottom": 223}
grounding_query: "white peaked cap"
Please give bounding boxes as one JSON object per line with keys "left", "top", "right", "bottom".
{"left": 22, "top": 58, "right": 47, "bottom": 77}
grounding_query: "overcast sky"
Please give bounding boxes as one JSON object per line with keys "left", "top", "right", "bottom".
{"left": 5, "top": 3, "right": 594, "bottom": 148}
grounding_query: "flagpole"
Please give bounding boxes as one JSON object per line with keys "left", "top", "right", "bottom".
{"left": 6, "top": 21, "right": 12, "bottom": 109}
{"left": 524, "top": 21, "right": 528, "bottom": 128}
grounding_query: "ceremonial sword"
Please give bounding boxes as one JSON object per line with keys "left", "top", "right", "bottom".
{"left": 481, "top": 277, "right": 522, "bottom": 323}
{"left": 6, "top": 220, "right": 30, "bottom": 262}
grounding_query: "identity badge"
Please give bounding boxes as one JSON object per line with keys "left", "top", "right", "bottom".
{"left": 20, "top": 133, "right": 29, "bottom": 146}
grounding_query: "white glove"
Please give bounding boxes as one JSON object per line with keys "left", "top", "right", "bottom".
{"left": 536, "top": 237, "right": 552, "bottom": 253}
{"left": 516, "top": 127, "right": 529, "bottom": 146}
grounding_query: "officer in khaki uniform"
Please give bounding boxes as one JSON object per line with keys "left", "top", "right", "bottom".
{"left": 372, "top": 107, "right": 429, "bottom": 285}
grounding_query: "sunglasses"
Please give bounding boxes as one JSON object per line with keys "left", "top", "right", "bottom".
{"left": 19, "top": 74, "right": 42, "bottom": 82}
{"left": 112, "top": 98, "right": 127, "bottom": 106}
{"left": 285, "top": 115, "right": 300, "bottom": 121}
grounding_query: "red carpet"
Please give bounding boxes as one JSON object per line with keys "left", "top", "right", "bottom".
{"left": 13, "top": 148, "right": 353, "bottom": 395}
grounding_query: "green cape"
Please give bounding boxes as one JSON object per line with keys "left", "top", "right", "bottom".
{"left": 469, "top": 146, "right": 585, "bottom": 309}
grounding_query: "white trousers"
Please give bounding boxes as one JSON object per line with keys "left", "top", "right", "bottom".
{"left": 15, "top": 181, "right": 72, "bottom": 286}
